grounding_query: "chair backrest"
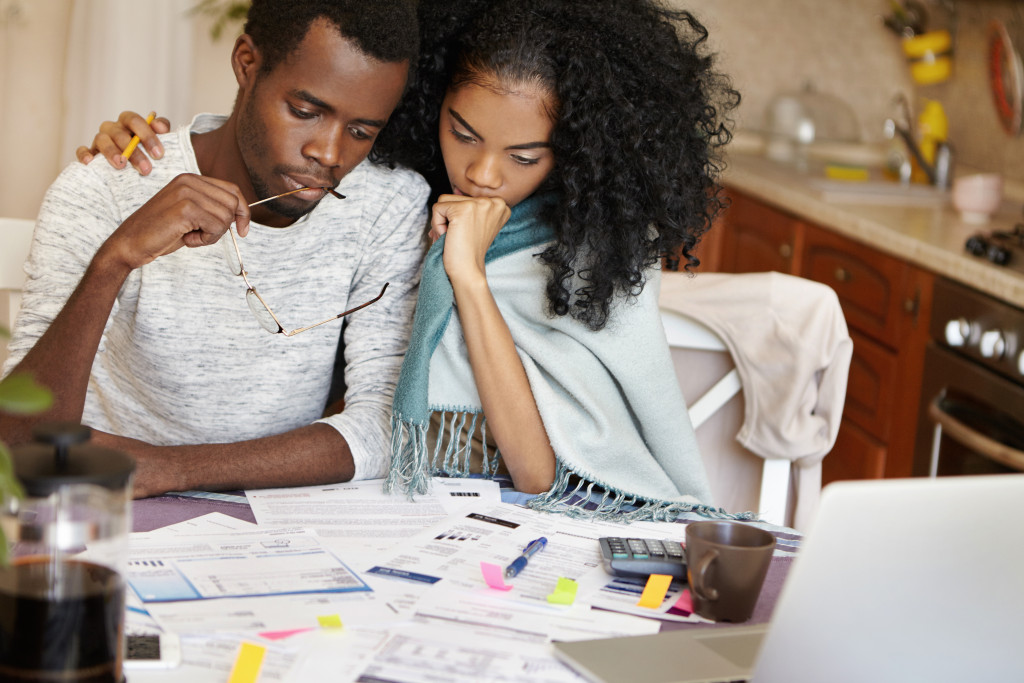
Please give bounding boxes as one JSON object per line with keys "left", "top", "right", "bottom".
{"left": 661, "top": 308, "right": 793, "bottom": 528}
{"left": 659, "top": 271, "right": 852, "bottom": 532}
{"left": 0, "top": 218, "right": 35, "bottom": 368}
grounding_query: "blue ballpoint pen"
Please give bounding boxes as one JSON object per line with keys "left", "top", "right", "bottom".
{"left": 504, "top": 537, "right": 548, "bottom": 578}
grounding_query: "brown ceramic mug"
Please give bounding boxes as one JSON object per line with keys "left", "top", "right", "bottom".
{"left": 685, "top": 521, "right": 776, "bottom": 622}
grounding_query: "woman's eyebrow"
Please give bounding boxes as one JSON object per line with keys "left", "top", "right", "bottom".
{"left": 449, "top": 108, "right": 550, "bottom": 150}
{"left": 449, "top": 108, "right": 483, "bottom": 140}
{"left": 507, "top": 141, "right": 551, "bottom": 150}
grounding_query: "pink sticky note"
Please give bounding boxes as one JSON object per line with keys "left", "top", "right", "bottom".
{"left": 674, "top": 588, "right": 694, "bottom": 613}
{"left": 480, "top": 561, "right": 514, "bottom": 591}
{"left": 257, "top": 627, "right": 316, "bottom": 641}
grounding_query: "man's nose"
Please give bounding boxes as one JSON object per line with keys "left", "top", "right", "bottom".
{"left": 304, "top": 123, "right": 345, "bottom": 169}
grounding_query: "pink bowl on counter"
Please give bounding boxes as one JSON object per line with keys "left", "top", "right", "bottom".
{"left": 952, "top": 173, "right": 1004, "bottom": 224}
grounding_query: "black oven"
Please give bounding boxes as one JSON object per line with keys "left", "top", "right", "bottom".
{"left": 913, "top": 277, "right": 1024, "bottom": 476}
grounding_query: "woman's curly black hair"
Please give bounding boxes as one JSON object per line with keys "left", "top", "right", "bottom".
{"left": 374, "top": 0, "right": 739, "bottom": 331}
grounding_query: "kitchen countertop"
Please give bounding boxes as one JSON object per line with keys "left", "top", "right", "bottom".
{"left": 720, "top": 152, "right": 1024, "bottom": 309}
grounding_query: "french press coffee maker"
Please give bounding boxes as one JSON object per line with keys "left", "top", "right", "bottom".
{"left": 0, "top": 423, "right": 135, "bottom": 683}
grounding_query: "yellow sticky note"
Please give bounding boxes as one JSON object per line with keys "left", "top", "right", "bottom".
{"left": 547, "top": 577, "right": 579, "bottom": 605}
{"left": 227, "top": 642, "right": 266, "bottom": 683}
{"left": 317, "top": 614, "right": 344, "bottom": 629}
{"left": 637, "top": 573, "right": 673, "bottom": 608}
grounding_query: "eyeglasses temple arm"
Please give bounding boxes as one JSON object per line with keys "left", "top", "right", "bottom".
{"left": 280, "top": 282, "right": 389, "bottom": 337}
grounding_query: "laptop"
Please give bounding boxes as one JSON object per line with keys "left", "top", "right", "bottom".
{"left": 553, "top": 474, "right": 1024, "bottom": 683}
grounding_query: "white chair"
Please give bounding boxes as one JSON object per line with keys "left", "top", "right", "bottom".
{"left": 660, "top": 271, "right": 852, "bottom": 531}
{"left": 0, "top": 218, "right": 35, "bottom": 369}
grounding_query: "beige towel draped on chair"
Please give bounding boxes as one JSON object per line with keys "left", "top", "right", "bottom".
{"left": 660, "top": 271, "right": 853, "bottom": 531}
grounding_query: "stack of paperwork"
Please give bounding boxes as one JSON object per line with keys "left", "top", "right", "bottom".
{"left": 124, "top": 478, "right": 745, "bottom": 683}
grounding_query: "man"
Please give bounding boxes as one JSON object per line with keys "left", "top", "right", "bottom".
{"left": 0, "top": 0, "right": 429, "bottom": 498}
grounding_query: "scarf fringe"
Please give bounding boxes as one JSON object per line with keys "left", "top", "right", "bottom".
{"left": 525, "top": 461, "right": 758, "bottom": 523}
{"left": 388, "top": 415, "right": 757, "bottom": 522}
{"left": 386, "top": 411, "right": 500, "bottom": 496}
{"left": 385, "top": 413, "right": 432, "bottom": 496}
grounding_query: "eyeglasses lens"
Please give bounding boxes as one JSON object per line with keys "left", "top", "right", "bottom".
{"left": 246, "top": 290, "right": 280, "bottom": 333}
{"left": 222, "top": 231, "right": 244, "bottom": 276}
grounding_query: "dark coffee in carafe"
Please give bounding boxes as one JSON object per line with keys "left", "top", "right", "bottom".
{"left": 0, "top": 558, "right": 124, "bottom": 682}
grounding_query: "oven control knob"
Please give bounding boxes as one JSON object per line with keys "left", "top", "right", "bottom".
{"left": 979, "top": 329, "right": 1006, "bottom": 359}
{"left": 944, "top": 318, "right": 971, "bottom": 347}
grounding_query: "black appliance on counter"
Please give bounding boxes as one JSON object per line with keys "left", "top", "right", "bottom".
{"left": 913, "top": 277, "right": 1024, "bottom": 476}
{"left": 964, "top": 223, "right": 1024, "bottom": 269}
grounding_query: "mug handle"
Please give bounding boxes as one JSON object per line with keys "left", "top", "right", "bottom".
{"left": 690, "top": 548, "right": 719, "bottom": 601}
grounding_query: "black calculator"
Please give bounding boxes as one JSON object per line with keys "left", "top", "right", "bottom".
{"left": 598, "top": 537, "right": 687, "bottom": 579}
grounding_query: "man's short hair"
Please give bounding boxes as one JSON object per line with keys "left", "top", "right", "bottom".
{"left": 244, "top": 0, "right": 419, "bottom": 73}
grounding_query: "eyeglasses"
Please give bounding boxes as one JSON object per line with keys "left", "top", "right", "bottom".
{"left": 222, "top": 186, "right": 389, "bottom": 336}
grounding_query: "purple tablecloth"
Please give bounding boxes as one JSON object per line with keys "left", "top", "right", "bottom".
{"left": 133, "top": 493, "right": 255, "bottom": 532}
{"left": 662, "top": 556, "right": 793, "bottom": 630}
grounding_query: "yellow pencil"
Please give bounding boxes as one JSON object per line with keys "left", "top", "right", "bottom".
{"left": 121, "top": 111, "right": 156, "bottom": 160}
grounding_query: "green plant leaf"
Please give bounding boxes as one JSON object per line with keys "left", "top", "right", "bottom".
{"left": 0, "top": 441, "right": 23, "bottom": 566}
{"left": 190, "top": 0, "right": 250, "bottom": 40}
{"left": 0, "top": 373, "right": 53, "bottom": 415}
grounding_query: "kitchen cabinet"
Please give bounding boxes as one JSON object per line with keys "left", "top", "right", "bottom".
{"left": 693, "top": 190, "right": 934, "bottom": 485}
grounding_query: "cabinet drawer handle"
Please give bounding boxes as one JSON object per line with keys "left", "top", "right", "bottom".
{"left": 778, "top": 243, "right": 792, "bottom": 259}
{"left": 834, "top": 267, "right": 851, "bottom": 283}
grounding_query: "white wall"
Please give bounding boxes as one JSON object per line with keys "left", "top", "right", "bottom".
{"left": 0, "top": 0, "right": 238, "bottom": 220}
{"left": 0, "top": 0, "right": 72, "bottom": 220}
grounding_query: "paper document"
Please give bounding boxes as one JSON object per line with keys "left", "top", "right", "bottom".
{"left": 367, "top": 502, "right": 679, "bottom": 606}
{"left": 246, "top": 478, "right": 500, "bottom": 562}
{"left": 127, "top": 527, "right": 368, "bottom": 602}
{"left": 355, "top": 617, "right": 589, "bottom": 683}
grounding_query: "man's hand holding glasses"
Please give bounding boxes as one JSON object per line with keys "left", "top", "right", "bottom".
{"left": 101, "top": 174, "right": 251, "bottom": 272}
{"left": 224, "top": 185, "right": 388, "bottom": 336}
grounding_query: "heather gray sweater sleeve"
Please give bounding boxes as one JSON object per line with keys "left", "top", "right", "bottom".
{"left": 4, "top": 118, "right": 430, "bottom": 481}
{"left": 316, "top": 172, "right": 429, "bottom": 480}
{"left": 3, "top": 161, "right": 120, "bottom": 377}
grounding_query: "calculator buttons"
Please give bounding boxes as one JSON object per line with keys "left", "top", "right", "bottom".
{"left": 606, "top": 538, "right": 630, "bottom": 558}
{"left": 599, "top": 537, "right": 687, "bottom": 579}
{"left": 627, "top": 539, "right": 650, "bottom": 559}
{"left": 646, "top": 541, "right": 667, "bottom": 557}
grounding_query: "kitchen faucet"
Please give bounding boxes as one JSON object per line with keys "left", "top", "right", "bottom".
{"left": 884, "top": 94, "right": 953, "bottom": 189}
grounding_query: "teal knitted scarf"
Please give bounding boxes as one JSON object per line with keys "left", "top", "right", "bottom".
{"left": 386, "top": 193, "right": 747, "bottom": 522}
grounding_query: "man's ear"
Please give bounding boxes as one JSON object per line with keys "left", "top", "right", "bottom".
{"left": 231, "top": 34, "right": 261, "bottom": 89}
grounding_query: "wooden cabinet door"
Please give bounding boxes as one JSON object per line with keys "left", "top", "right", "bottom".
{"left": 802, "top": 224, "right": 913, "bottom": 350}
{"left": 708, "top": 189, "right": 933, "bottom": 484}
{"left": 843, "top": 330, "right": 897, "bottom": 443}
{"left": 718, "top": 192, "right": 802, "bottom": 275}
{"left": 823, "top": 418, "right": 887, "bottom": 484}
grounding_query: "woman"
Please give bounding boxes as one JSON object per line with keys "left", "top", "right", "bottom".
{"left": 79, "top": 0, "right": 742, "bottom": 520}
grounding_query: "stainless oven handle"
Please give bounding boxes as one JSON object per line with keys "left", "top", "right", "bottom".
{"left": 928, "top": 398, "right": 1024, "bottom": 472}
